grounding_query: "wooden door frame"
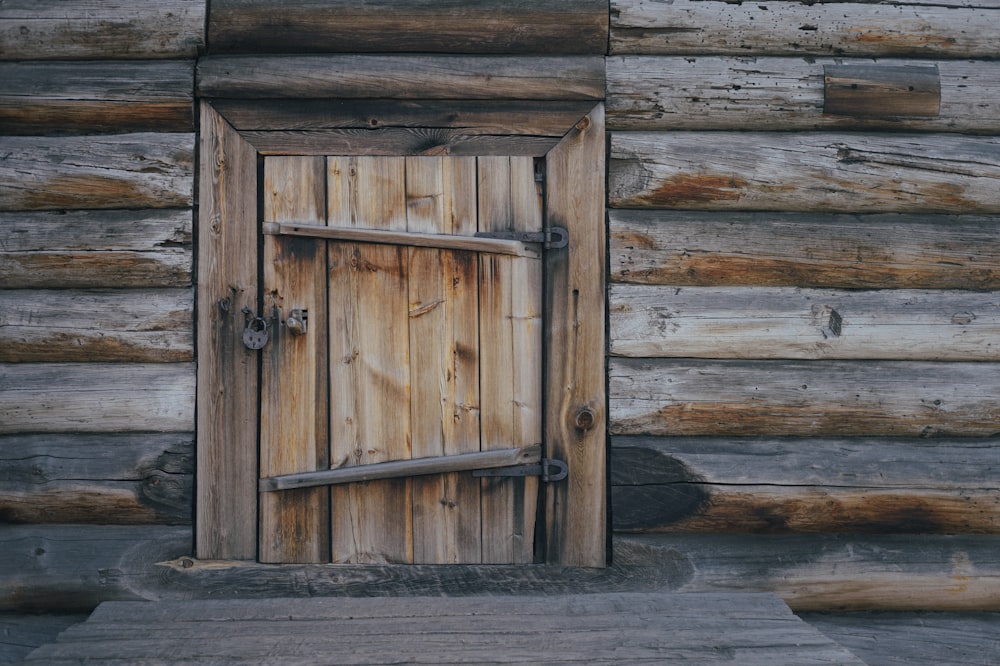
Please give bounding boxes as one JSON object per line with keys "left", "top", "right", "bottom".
{"left": 195, "top": 97, "right": 606, "bottom": 567}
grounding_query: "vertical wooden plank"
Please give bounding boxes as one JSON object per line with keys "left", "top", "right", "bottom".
{"left": 478, "top": 156, "right": 543, "bottom": 563}
{"left": 544, "top": 105, "right": 607, "bottom": 567}
{"left": 406, "top": 157, "right": 482, "bottom": 563}
{"left": 196, "top": 103, "right": 258, "bottom": 560}
{"left": 259, "top": 156, "right": 330, "bottom": 564}
{"left": 328, "top": 156, "right": 413, "bottom": 564}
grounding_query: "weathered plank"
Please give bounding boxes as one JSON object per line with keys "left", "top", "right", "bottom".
{"left": 612, "top": 437, "right": 1000, "bottom": 534}
{"left": 0, "top": 289, "right": 193, "bottom": 363}
{"left": 195, "top": 103, "right": 258, "bottom": 561}
{"left": 0, "top": 433, "right": 192, "bottom": 524}
{"left": 610, "top": 0, "right": 1000, "bottom": 58}
{"left": 0, "top": 614, "right": 87, "bottom": 665}
{"left": 0, "top": 61, "right": 194, "bottom": 134}
{"left": 607, "top": 57, "right": 1000, "bottom": 132}
{"left": 0, "top": 252, "right": 191, "bottom": 289}
{"left": 609, "top": 286, "right": 1000, "bottom": 360}
{"left": 0, "top": 134, "right": 194, "bottom": 211}
{"left": 209, "top": 0, "right": 608, "bottom": 55}
{"left": 0, "top": 209, "right": 191, "bottom": 254}
{"left": 609, "top": 359, "right": 1000, "bottom": 437}
{"left": 544, "top": 105, "right": 608, "bottom": 567}
{"left": 197, "top": 56, "right": 605, "bottom": 101}
{"left": 609, "top": 133, "right": 1000, "bottom": 213}
{"left": 0, "top": 363, "right": 194, "bottom": 434}
{"left": 0, "top": 0, "right": 204, "bottom": 61}
{"left": 610, "top": 210, "right": 1000, "bottom": 290}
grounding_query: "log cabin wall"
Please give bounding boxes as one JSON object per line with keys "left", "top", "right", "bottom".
{"left": 608, "top": 0, "right": 1000, "bottom": 610}
{"left": 2, "top": 0, "right": 999, "bottom": 613}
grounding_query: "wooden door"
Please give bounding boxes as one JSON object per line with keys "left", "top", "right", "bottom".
{"left": 257, "top": 155, "right": 543, "bottom": 564}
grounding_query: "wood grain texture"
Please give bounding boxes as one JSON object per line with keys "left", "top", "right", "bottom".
{"left": 0, "top": 363, "right": 194, "bottom": 434}
{"left": 544, "top": 105, "right": 608, "bottom": 567}
{"left": 609, "top": 211, "right": 1000, "bottom": 289}
{"left": 259, "top": 156, "right": 330, "bottom": 564}
{"left": 607, "top": 57, "right": 999, "bottom": 132}
{"left": 195, "top": 104, "right": 258, "bottom": 561}
{"left": 208, "top": 0, "right": 608, "bottom": 55}
{"left": 610, "top": 0, "right": 1000, "bottom": 58}
{"left": 609, "top": 286, "right": 1000, "bottom": 360}
{"left": 613, "top": 434, "right": 1000, "bottom": 535}
{"left": 0, "top": 433, "right": 192, "bottom": 525}
{"left": 197, "top": 56, "right": 605, "bottom": 101}
{"left": 609, "top": 132, "right": 1000, "bottom": 213}
{"left": 609, "top": 359, "right": 1000, "bottom": 437}
{"left": 0, "top": 61, "right": 194, "bottom": 135}
{"left": 0, "top": 134, "right": 194, "bottom": 211}
{"left": 823, "top": 64, "right": 940, "bottom": 118}
{"left": 0, "top": 0, "right": 205, "bottom": 60}
{"left": 0, "top": 289, "right": 193, "bottom": 363}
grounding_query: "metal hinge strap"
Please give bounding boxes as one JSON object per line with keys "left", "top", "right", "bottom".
{"left": 473, "top": 226, "right": 568, "bottom": 250}
{"left": 473, "top": 459, "right": 568, "bottom": 482}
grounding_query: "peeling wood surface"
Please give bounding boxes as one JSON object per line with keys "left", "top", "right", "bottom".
{"left": 610, "top": 286, "right": 1000, "bottom": 360}
{"left": 0, "top": 134, "right": 194, "bottom": 211}
{"left": 612, "top": 435, "right": 1000, "bottom": 534}
{"left": 607, "top": 57, "right": 998, "bottom": 132}
{"left": 209, "top": 0, "right": 608, "bottom": 55}
{"left": 609, "top": 133, "right": 1000, "bottom": 213}
{"left": 0, "top": 363, "right": 194, "bottom": 434}
{"left": 0, "top": 0, "right": 205, "bottom": 61}
{"left": 0, "top": 289, "right": 193, "bottom": 362}
{"left": 197, "top": 56, "right": 605, "bottom": 101}
{"left": 610, "top": 0, "right": 1000, "bottom": 58}
{"left": 609, "top": 211, "right": 1000, "bottom": 290}
{"left": 609, "top": 359, "right": 1000, "bottom": 437}
{"left": 0, "top": 433, "right": 192, "bottom": 525}
{"left": 0, "top": 61, "right": 194, "bottom": 135}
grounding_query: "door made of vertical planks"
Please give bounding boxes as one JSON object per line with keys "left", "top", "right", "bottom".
{"left": 259, "top": 155, "right": 543, "bottom": 564}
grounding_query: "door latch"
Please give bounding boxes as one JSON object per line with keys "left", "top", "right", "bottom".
{"left": 473, "top": 458, "right": 568, "bottom": 482}
{"left": 285, "top": 308, "right": 308, "bottom": 336}
{"left": 473, "top": 226, "right": 568, "bottom": 250}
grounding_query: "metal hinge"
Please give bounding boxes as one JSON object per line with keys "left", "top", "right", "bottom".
{"left": 474, "top": 226, "right": 568, "bottom": 250}
{"left": 473, "top": 458, "right": 568, "bottom": 482}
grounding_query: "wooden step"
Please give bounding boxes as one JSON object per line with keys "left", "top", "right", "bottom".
{"left": 26, "top": 593, "right": 865, "bottom": 664}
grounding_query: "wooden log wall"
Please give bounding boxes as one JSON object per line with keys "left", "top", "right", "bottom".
{"left": 607, "top": 0, "right": 1000, "bottom": 609}
{"left": 0, "top": 0, "right": 202, "bottom": 589}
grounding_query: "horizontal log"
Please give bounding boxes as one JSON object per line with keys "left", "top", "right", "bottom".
{"left": 610, "top": 0, "right": 1000, "bottom": 58}
{"left": 0, "top": 252, "right": 191, "bottom": 289}
{"left": 612, "top": 437, "right": 1000, "bottom": 534}
{"left": 0, "top": 61, "right": 194, "bottom": 134}
{"left": 618, "top": 533, "right": 1000, "bottom": 611}
{"left": 609, "top": 211, "right": 1000, "bottom": 289}
{"left": 607, "top": 57, "right": 1000, "bottom": 132}
{"left": 0, "top": 0, "right": 205, "bottom": 60}
{"left": 609, "top": 359, "right": 1000, "bottom": 437}
{"left": 0, "top": 134, "right": 194, "bottom": 211}
{"left": 209, "top": 0, "right": 608, "bottom": 55}
{"left": 197, "top": 56, "right": 605, "bottom": 101}
{"left": 609, "top": 286, "right": 1000, "bottom": 360}
{"left": 0, "top": 289, "right": 193, "bottom": 362}
{"left": 0, "top": 363, "right": 195, "bottom": 434}
{"left": 0, "top": 433, "right": 192, "bottom": 524}
{"left": 609, "top": 133, "right": 1000, "bottom": 213}
{"left": 242, "top": 129, "right": 560, "bottom": 157}
{"left": 0, "top": 614, "right": 85, "bottom": 665}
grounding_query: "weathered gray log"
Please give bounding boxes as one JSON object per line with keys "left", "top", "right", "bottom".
{"left": 824, "top": 64, "right": 940, "bottom": 118}
{"left": 0, "top": 363, "right": 195, "bottom": 434}
{"left": 609, "top": 211, "right": 1000, "bottom": 290}
{"left": 0, "top": 134, "right": 194, "bottom": 211}
{"left": 197, "top": 56, "right": 605, "bottom": 100}
{"left": 607, "top": 57, "right": 999, "bottom": 132}
{"left": 209, "top": 0, "right": 608, "bottom": 55}
{"left": 0, "top": 433, "right": 192, "bottom": 524}
{"left": 610, "top": 286, "right": 1000, "bottom": 360}
{"left": 0, "top": 615, "right": 86, "bottom": 665}
{"left": 0, "top": 61, "right": 194, "bottom": 134}
{"left": 610, "top": 0, "right": 1000, "bottom": 58}
{"left": 609, "top": 133, "right": 1000, "bottom": 213}
{"left": 612, "top": 436, "right": 1000, "bottom": 534}
{"left": 0, "top": 0, "right": 205, "bottom": 61}
{"left": 609, "top": 359, "right": 1000, "bottom": 437}
{"left": 0, "top": 209, "right": 192, "bottom": 289}
{"left": 0, "top": 289, "right": 193, "bottom": 362}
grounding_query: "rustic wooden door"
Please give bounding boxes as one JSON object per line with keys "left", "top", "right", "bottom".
{"left": 257, "top": 154, "right": 544, "bottom": 564}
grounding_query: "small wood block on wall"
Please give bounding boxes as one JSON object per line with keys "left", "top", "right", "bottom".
{"left": 824, "top": 65, "right": 940, "bottom": 118}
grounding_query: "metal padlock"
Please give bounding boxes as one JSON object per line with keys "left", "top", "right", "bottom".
{"left": 242, "top": 313, "right": 269, "bottom": 350}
